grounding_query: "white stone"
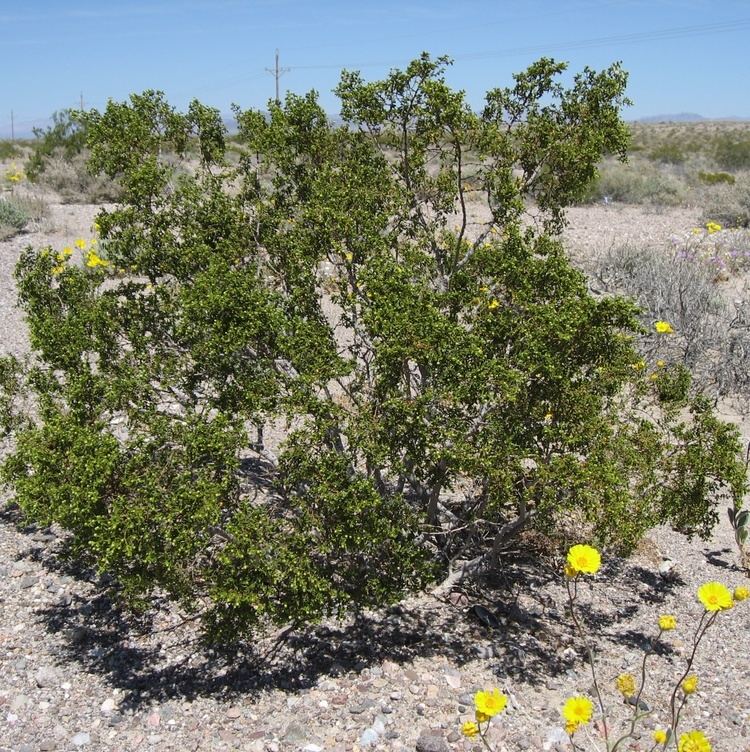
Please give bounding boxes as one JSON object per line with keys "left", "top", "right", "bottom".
{"left": 100, "top": 698, "right": 116, "bottom": 714}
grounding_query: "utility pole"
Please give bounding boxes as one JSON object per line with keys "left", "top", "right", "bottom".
{"left": 10, "top": 110, "right": 14, "bottom": 141}
{"left": 265, "top": 49, "right": 290, "bottom": 105}
{"left": 80, "top": 91, "right": 84, "bottom": 111}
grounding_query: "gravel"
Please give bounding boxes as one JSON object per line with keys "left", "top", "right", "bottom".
{"left": 1, "top": 187, "right": 749, "bottom": 751}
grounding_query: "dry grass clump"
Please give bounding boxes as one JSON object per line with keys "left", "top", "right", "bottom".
{"left": 0, "top": 194, "right": 49, "bottom": 239}
{"left": 34, "top": 154, "right": 121, "bottom": 204}
{"left": 589, "top": 241, "right": 750, "bottom": 407}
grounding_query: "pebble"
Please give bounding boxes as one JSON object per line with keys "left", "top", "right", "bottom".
{"left": 415, "top": 730, "right": 450, "bottom": 752}
{"left": 226, "top": 706, "right": 242, "bottom": 719}
{"left": 34, "top": 667, "right": 59, "bottom": 689}
{"left": 359, "top": 728, "right": 380, "bottom": 747}
{"left": 71, "top": 732, "right": 91, "bottom": 747}
{"left": 100, "top": 698, "right": 116, "bottom": 714}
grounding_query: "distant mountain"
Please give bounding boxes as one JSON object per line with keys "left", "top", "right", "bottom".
{"left": 635, "top": 113, "right": 706, "bottom": 123}
{"left": 634, "top": 113, "right": 750, "bottom": 123}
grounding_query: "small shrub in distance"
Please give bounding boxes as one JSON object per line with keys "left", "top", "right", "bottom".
{"left": 714, "top": 133, "right": 750, "bottom": 171}
{"left": 0, "top": 141, "right": 21, "bottom": 160}
{"left": 0, "top": 197, "right": 30, "bottom": 238}
{"left": 0, "top": 56, "right": 745, "bottom": 641}
{"left": 697, "top": 170, "right": 735, "bottom": 186}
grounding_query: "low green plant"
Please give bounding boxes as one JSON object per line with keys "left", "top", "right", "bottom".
{"left": 460, "top": 544, "right": 746, "bottom": 751}
{"left": 26, "top": 109, "right": 87, "bottom": 180}
{"left": 714, "top": 133, "right": 750, "bottom": 172}
{"left": 0, "top": 140, "right": 21, "bottom": 160}
{"left": 581, "top": 159, "right": 687, "bottom": 205}
{"left": 0, "top": 55, "right": 746, "bottom": 641}
{"left": 697, "top": 170, "right": 735, "bottom": 186}
{"left": 0, "top": 196, "right": 30, "bottom": 238}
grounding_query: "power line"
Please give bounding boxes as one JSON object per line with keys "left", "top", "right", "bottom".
{"left": 265, "top": 49, "right": 290, "bottom": 105}
{"left": 287, "top": 17, "right": 750, "bottom": 71}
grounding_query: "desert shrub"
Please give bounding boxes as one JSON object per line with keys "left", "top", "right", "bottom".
{"left": 698, "top": 170, "right": 735, "bottom": 185}
{"left": 0, "top": 56, "right": 745, "bottom": 641}
{"left": 699, "top": 175, "right": 750, "bottom": 228}
{"left": 591, "top": 242, "right": 750, "bottom": 402}
{"left": 26, "top": 109, "right": 87, "bottom": 180}
{"left": 0, "top": 196, "right": 30, "bottom": 238}
{"left": 25, "top": 109, "right": 120, "bottom": 203}
{"left": 0, "top": 141, "right": 21, "bottom": 160}
{"left": 714, "top": 133, "right": 750, "bottom": 171}
{"left": 649, "top": 142, "right": 685, "bottom": 165}
{"left": 582, "top": 159, "right": 687, "bottom": 205}
{"left": 33, "top": 154, "right": 121, "bottom": 203}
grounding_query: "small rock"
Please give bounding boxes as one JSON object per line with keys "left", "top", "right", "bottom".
{"left": 303, "top": 745, "right": 323, "bottom": 752}
{"left": 19, "top": 745, "right": 35, "bottom": 752}
{"left": 147, "top": 712, "right": 160, "bottom": 728}
{"left": 100, "top": 698, "right": 116, "bottom": 714}
{"left": 10, "top": 695, "right": 30, "bottom": 711}
{"left": 444, "top": 671, "right": 462, "bottom": 689}
{"left": 19, "top": 575, "right": 36, "bottom": 589}
{"left": 360, "top": 728, "right": 379, "bottom": 747}
{"left": 282, "top": 721, "right": 307, "bottom": 743}
{"left": 389, "top": 691, "right": 402, "bottom": 701}
{"left": 415, "top": 730, "right": 450, "bottom": 752}
{"left": 226, "top": 706, "right": 242, "bottom": 719}
{"left": 71, "top": 732, "right": 91, "bottom": 747}
{"left": 39, "top": 741, "right": 57, "bottom": 751}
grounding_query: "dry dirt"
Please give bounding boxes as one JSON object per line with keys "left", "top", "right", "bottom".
{"left": 1, "top": 183, "right": 749, "bottom": 752}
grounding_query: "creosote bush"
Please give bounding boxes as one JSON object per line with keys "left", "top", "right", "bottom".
{"left": 0, "top": 54, "right": 746, "bottom": 641}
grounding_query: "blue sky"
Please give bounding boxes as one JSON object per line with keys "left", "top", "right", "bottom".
{"left": 2, "top": 0, "right": 748, "bottom": 137}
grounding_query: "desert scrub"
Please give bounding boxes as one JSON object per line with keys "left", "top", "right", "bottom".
{"left": 460, "top": 545, "right": 744, "bottom": 751}
{"left": 0, "top": 196, "right": 30, "bottom": 238}
{"left": 24, "top": 109, "right": 121, "bottom": 203}
{"left": 699, "top": 174, "right": 750, "bottom": 228}
{"left": 590, "top": 234, "right": 750, "bottom": 405}
{"left": 0, "top": 56, "right": 746, "bottom": 642}
{"left": 581, "top": 158, "right": 688, "bottom": 206}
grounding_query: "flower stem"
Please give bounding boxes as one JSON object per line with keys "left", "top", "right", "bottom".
{"left": 566, "top": 576, "right": 610, "bottom": 749}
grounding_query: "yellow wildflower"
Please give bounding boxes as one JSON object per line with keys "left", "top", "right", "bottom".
{"left": 566, "top": 544, "right": 601, "bottom": 575}
{"left": 565, "top": 720, "right": 579, "bottom": 735}
{"left": 461, "top": 721, "right": 479, "bottom": 738}
{"left": 734, "top": 586, "right": 749, "bottom": 602}
{"left": 615, "top": 673, "right": 636, "bottom": 698}
{"left": 543, "top": 412, "right": 553, "bottom": 422}
{"left": 474, "top": 689, "right": 507, "bottom": 718}
{"left": 678, "top": 730, "right": 711, "bottom": 752}
{"left": 658, "top": 614, "right": 676, "bottom": 631}
{"left": 691, "top": 227, "right": 703, "bottom": 235}
{"left": 92, "top": 220, "right": 101, "bottom": 234}
{"left": 51, "top": 265, "right": 65, "bottom": 276}
{"left": 475, "top": 710, "right": 489, "bottom": 723}
{"left": 656, "top": 359, "right": 666, "bottom": 367}
{"left": 85, "top": 251, "right": 109, "bottom": 269}
{"left": 649, "top": 373, "right": 659, "bottom": 381}
{"left": 681, "top": 674, "right": 698, "bottom": 695}
{"left": 697, "top": 581, "right": 733, "bottom": 612}
{"left": 655, "top": 321, "right": 674, "bottom": 334}
{"left": 75, "top": 238, "right": 87, "bottom": 250}
{"left": 564, "top": 563, "right": 578, "bottom": 579}
{"left": 705, "top": 221, "right": 721, "bottom": 235}
{"left": 631, "top": 359, "right": 646, "bottom": 371}
{"left": 653, "top": 728, "right": 668, "bottom": 745}
{"left": 562, "top": 696, "right": 593, "bottom": 727}
{"left": 487, "top": 299, "right": 500, "bottom": 310}
{"left": 344, "top": 252, "right": 353, "bottom": 262}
